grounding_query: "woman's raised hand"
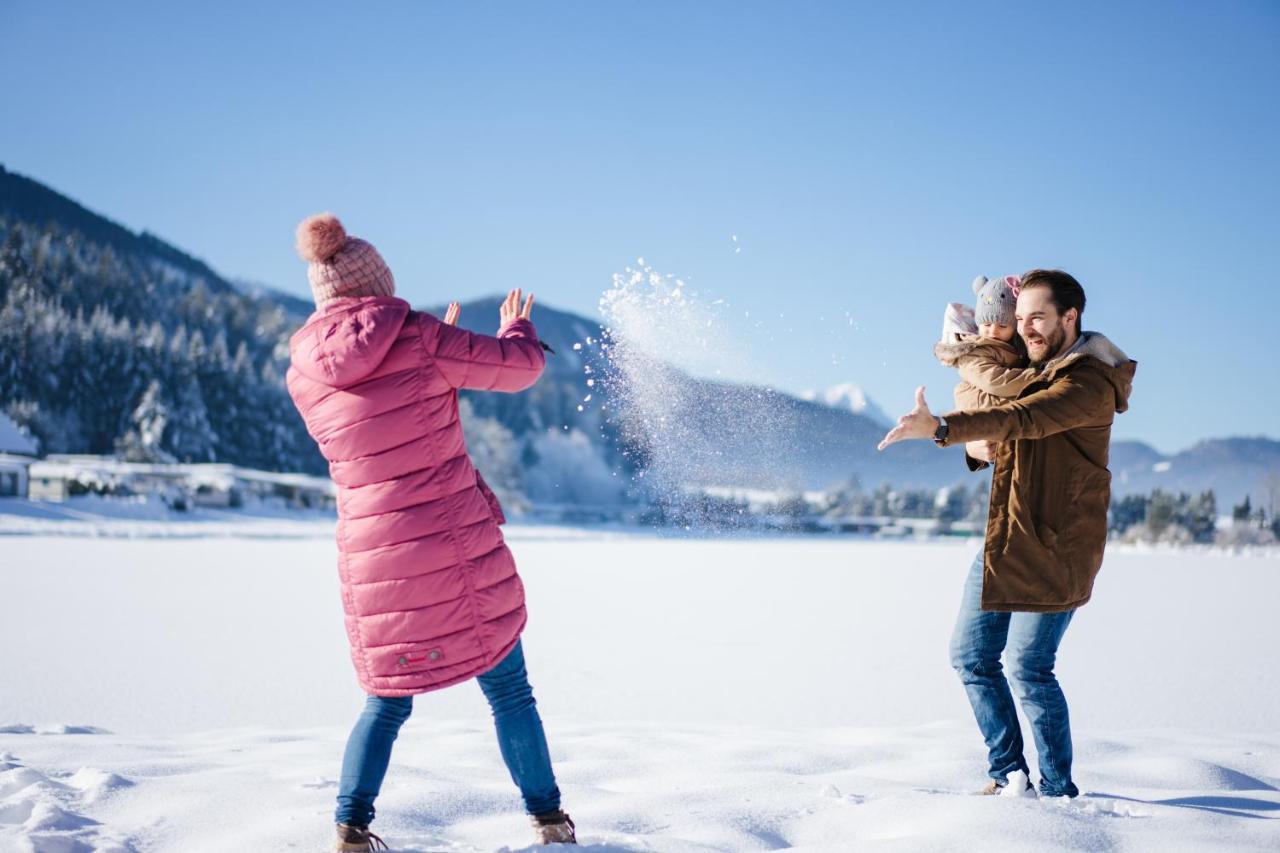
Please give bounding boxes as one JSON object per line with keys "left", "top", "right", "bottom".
{"left": 443, "top": 302, "right": 461, "bottom": 326}
{"left": 500, "top": 289, "right": 535, "bottom": 326}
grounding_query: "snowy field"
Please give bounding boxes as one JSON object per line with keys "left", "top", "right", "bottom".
{"left": 2, "top": 519, "right": 1278, "bottom": 852}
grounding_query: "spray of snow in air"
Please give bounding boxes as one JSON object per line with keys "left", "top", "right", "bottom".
{"left": 590, "top": 260, "right": 801, "bottom": 525}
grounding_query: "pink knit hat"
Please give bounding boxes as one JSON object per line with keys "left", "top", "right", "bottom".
{"left": 295, "top": 213, "right": 395, "bottom": 306}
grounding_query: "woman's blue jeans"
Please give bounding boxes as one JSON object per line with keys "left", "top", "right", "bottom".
{"left": 949, "top": 550, "right": 1079, "bottom": 797}
{"left": 335, "top": 639, "right": 561, "bottom": 826}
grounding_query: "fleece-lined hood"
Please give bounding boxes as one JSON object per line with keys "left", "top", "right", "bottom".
{"left": 1042, "top": 331, "right": 1137, "bottom": 413}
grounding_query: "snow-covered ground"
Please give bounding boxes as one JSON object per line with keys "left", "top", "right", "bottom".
{"left": 2, "top": 521, "right": 1278, "bottom": 851}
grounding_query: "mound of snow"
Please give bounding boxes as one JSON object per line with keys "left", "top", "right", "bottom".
{"left": 999, "top": 769, "right": 1038, "bottom": 798}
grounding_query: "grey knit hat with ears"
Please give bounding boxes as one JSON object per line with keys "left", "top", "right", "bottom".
{"left": 972, "top": 274, "right": 1020, "bottom": 327}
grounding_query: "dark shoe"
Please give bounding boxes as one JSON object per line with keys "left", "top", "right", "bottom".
{"left": 530, "top": 809, "right": 577, "bottom": 845}
{"left": 335, "top": 823, "right": 389, "bottom": 852}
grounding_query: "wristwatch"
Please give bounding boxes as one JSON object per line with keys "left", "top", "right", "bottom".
{"left": 933, "top": 416, "right": 949, "bottom": 446}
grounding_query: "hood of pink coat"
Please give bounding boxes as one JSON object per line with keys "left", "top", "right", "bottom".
{"left": 289, "top": 297, "right": 411, "bottom": 387}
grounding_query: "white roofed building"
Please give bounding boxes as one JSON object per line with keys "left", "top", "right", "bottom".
{"left": 24, "top": 455, "right": 335, "bottom": 510}
{"left": 0, "top": 413, "right": 39, "bottom": 498}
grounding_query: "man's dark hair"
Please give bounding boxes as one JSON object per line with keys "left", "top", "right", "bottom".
{"left": 1020, "top": 269, "right": 1085, "bottom": 333}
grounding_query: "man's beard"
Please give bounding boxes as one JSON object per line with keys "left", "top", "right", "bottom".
{"left": 1026, "top": 323, "right": 1068, "bottom": 366}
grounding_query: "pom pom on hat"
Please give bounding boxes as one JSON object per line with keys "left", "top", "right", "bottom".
{"left": 295, "top": 212, "right": 396, "bottom": 306}
{"left": 295, "top": 212, "right": 348, "bottom": 263}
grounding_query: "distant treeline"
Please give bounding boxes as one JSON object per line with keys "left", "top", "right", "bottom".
{"left": 1110, "top": 488, "right": 1279, "bottom": 546}
{"left": 0, "top": 217, "right": 325, "bottom": 473}
{"left": 0, "top": 217, "right": 631, "bottom": 501}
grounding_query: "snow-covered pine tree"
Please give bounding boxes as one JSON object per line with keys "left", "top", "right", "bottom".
{"left": 116, "top": 379, "right": 175, "bottom": 463}
{"left": 459, "top": 397, "right": 525, "bottom": 510}
{"left": 166, "top": 375, "right": 218, "bottom": 463}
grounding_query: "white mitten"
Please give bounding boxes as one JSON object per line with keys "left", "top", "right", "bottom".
{"left": 942, "top": 302, "right": 977, "bottom": 342}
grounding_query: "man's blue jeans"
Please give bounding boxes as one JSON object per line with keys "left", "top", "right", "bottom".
{"left": 335, "top": 639, "right": 562, "bottom": 826}
{"left": 949, "top": 550, "right": 1079, "bottom": 797}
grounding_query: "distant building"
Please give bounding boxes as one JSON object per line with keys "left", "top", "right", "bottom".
{"left": 26, "top": 466, "right": 69, "bottom": 501}
{"left": 24, "top": 455, "right": 335, "bottom": 510}
{"left": 0, "top": 413, "right": 39, "bottom": 498}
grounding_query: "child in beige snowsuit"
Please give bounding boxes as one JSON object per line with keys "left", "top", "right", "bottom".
{"left": 935, "top": 275, "right": 1037, "bottom": 410}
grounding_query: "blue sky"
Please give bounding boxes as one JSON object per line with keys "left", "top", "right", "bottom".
{"left": 3, "top": 1, "right": 1277, "bottom": 453}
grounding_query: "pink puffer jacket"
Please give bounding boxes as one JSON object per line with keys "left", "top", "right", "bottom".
{"left": 286, "top": 296, "right": 545, "bottom": 696}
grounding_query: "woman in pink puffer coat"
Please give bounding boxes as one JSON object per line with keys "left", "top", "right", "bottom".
{"left": 286, "top": 213, "right": 576, "bottom": 851}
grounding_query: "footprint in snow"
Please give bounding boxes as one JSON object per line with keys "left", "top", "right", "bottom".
{"left": 301, "top": 777, "right": 339, "bottom": 789}
{"left": 0, "top": 723, "right": 112, "bottom": 735}
{"left": 0, "top": 754, "right": 138, "bottom": 851}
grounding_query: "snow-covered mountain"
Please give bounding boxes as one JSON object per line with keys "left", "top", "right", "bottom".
{"left": 0, "top": 165, "right": 321, "bottom": 471}
{"left": 800, "top": 383, "right": 891, "bottom": 427}
{"left": 3, "top": 163, "right": 1276, "bottom": 507}
{"left": 1110, "top": 437, "right": 1280, "bottom": 509}
{"left": 229, "top": 277, "right": 316, "bottom": 319}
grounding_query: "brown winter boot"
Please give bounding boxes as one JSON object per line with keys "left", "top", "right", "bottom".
{"left": 334, "top": 823, "right": 389, "bottom": 852}
{"left": 530, "top": 809, "right": 577, "bottom": 845}
{"left": 979, "top": 777, "right": 1036, "bottom": 796}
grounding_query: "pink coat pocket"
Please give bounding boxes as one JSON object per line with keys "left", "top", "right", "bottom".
{"left": 475, "top": 471, "right": 507, "bottom": 525}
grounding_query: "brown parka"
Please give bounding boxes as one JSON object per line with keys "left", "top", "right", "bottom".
{"left": 940, "top": 332, "right": 1137, "bottom": 613}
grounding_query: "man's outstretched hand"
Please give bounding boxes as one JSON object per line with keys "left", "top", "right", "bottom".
{"left": 877, "top": 386, "right": 941, "bottom": 451}
{"left": 443, "top": 302, "right": 461, "bottom": 326}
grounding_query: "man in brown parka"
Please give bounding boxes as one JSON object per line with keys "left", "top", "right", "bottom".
{"left": 879, "top": 269, "right": 1136, "bottom": 799}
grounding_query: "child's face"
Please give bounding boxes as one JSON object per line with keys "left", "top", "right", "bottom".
{"left": 978, "top": 322, "right": 1015, "bottom": 343}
